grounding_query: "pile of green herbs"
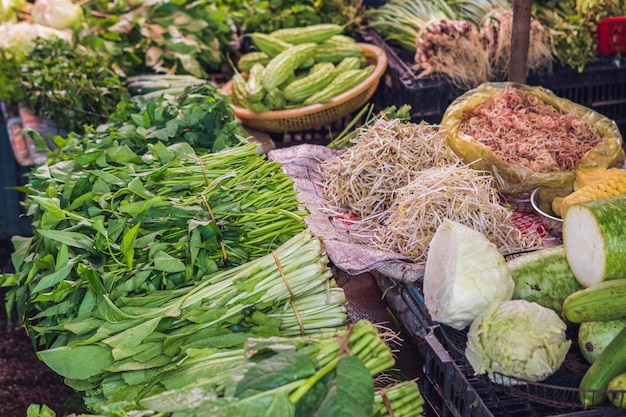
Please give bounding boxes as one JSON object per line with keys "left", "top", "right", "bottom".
{"left": 48, "top": 82, "right": 247, "bottom": 156}
{"left": 532, "top": 0, "right": 624, "bottom": 72}
{"left": 218, "top": 0, "right": 361, "bottom": 38}
{"left": 0, "top": 82, "right": 350, "bottom": 410}
{"left": 26, "top": 321, "right": 425, "bottom": 417}
{"left": 80, "top": 0, "right": 237, "bottom": 77}
{"left": 16, "top": 37, "right": 126, "bottom": 134}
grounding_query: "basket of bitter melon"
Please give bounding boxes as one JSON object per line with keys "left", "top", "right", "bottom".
{"left": 222, "top": 24, "right": 387, "bottom": 133}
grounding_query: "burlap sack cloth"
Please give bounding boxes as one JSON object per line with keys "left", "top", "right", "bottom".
{"left": 269, "top": 144, "right": 424, "bottom": 283}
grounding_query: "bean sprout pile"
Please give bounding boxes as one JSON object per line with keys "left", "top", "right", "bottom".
{"left": 319, "top": 118, "right": 459, "bottom": 223}
{"left": 319, "top": 118, "right": 540, "bottom": 262}
{"left": 372, "top": 165, "right": 539, "bottom": 262}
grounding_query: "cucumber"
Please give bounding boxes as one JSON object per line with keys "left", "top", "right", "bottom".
{"left": 579, "top": 327, "right": 626, "bottom": 408}
{"left": 508, "top": 246, "right": 583, "bottom": 314}
{"left": 563, "top": 195, "right": 626, "bottom": 287}
{"left": 578, "top": 319, "right": 626, "bottom": 364}
{"left": 562, "top": 278, "right": 626, "bottom": 323}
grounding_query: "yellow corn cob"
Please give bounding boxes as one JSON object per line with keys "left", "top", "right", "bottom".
{"left": 559, "top": 170, "right": 626, "bottom": 216}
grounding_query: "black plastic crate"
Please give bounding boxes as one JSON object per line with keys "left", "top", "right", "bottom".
{"left": 377, "top": 276, "right": 626, "bottom": 417}
{"left": 364, "top": 30, "right": 465, "bottom": 124}
{"left": 423, "top": 325, "right": 626, "bottom": 417}
{"left": 374, "top": 272, "right": 432, "bottom": 357}
{"left": 0, "top": 120, "right": 31, "bottom": 241}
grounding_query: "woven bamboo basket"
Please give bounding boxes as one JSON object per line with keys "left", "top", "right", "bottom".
{"left": 222, "top": 43, "right": 387, "bottom": 133}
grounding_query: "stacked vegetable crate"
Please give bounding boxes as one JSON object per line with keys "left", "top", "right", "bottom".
{"left": 375, "top": 273, "right": 626, "bottom": 417}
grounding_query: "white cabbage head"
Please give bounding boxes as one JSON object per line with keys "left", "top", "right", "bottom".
{"left": 31, "top": 0, "right": 83, "bottom": 30}
{"left": 423, "top": 219, "right": 514, "bottom": 330}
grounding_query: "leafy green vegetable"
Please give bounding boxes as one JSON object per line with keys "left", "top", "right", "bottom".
{"left": 465, "top": 299, "right": 571, "bottom": 384}
{"left": 50, "top": 83, "right": 246, "bottom": 156}
{"left": 219, "top": 0, "right": 361, "bottom": 37}
{"left": 81, "top": 0, "right": 236, "bottom": 77}
{"left": 533, "top": 1, "right": 598, "bottom": 72}
{"left": 19, "top": 37, "right": 125, "bottom": 134}
{"left": 423, "top": 219, "right": 514, "bottom": 330}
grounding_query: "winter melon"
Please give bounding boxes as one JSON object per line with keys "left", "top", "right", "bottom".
{"left": 508, "top": 246, "right": 583, "bottom": 314}
{"left": 578, "top": 319, "right": 626, "bottom": 364}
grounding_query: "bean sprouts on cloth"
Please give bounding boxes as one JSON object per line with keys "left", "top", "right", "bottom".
{"left": 319, "top": 118, "right": 460, "bottom": 223}
{"left": 459, "top": 86, "right": 602, "bottom": 173}
{"left": 372, "top": 164, "right": 540, "bottom": 263}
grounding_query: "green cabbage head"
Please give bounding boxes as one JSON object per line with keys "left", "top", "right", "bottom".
{"left": 465, "top": 299, "right": 571, "bottom": 384}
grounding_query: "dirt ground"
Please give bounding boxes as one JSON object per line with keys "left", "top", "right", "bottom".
{"left": 0, "top": 239, "right": 86, "bottom": 417}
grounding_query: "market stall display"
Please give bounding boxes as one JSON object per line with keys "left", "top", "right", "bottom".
{"left": 1, "top": 0, "right": 626, "bottom": 416}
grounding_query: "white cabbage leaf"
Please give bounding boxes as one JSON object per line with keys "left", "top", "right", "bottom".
{"left": 0, "top": 22, "right": 73, "bottom": 57}
{"left": 465, "top": 299, "right": 571, "bottom": 384}
{"left": 423, "top": 219, "right": 514, "bottom": 330}
{"left": 31, "top": 0, "right": 83, "bottom": 30}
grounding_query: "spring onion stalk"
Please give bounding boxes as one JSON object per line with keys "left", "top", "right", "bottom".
{"left": 374, "top": 380, "right": 425, "bottom": 417}
{"left": 446, "top": 0, "right": 512, "bottom": 25}
{"left": 365, "top": 0, "right": 456, "bottom": 52}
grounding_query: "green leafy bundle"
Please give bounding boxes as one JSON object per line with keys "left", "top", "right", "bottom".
{"left": 81, "top": 0, "right": 236, "bottom": 77}
{"left": 19, "top": 37, "right": 126, "bottom": 134}
{"left": 49, "top": 83, "right": 247, "bottom": 157}
{"left": 5, "top": 140, "right": 310, "bottom": 332}
{"left": 219, "top": 0, "right": 360, "bottom": 37}
{"left": 27, "top": 321, "right": 427, "bottom": 417}
{"left": 532, "top": 1, "right": 599, "bottom": 72}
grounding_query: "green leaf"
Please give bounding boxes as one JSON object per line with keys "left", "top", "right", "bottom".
{"left": 31, "top": 262, "right": 75, "bottom": 293}
{"left": 29, "top": 196, "right": 66, "bottom": 219}
{"left": 103, "top": 316, "right": 162, "bottom": 361}
{"left": 38, "top": 344, "right": 114, "bottom": 380}
{"left": 121, "top": 222, "right": 141, "bottom": 269}
{"left": 154, "top": 127, "right": 171, "bottom": 141}
{"left": 36, "top": 229, "right": 94, "bottom": 251}
{"left": 199, "top": 387, "right": 296, "bottom": 417}
{"left": 108, "top": 144, "right": 139, "bottom": 163}
{"left": 312, "top": 356, "right": 374, "bottom": 417}
{"left": 153, "top": 250, "right": 186, "bottom": 272}
{"left": 117, "top": 196, "right": 170, "bottom": 215}
{"left": 235, "top": 351, "right": 316, "bottom": 397}
{"left": 165, "top": 119, "right": 179, "bottom": 137}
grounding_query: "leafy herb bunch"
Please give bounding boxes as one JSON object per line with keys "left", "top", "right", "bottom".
{"left": 81, "top": 0, "right": 237, "bottom": 77}
{"left": 50, "top": 82, "right": 247, "bottom": 160}
{"left": 20, "top": 37, "right": 126, "bottom": 134}
{"left": 220, "top": 0, "right": 362, "bottom": 37}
